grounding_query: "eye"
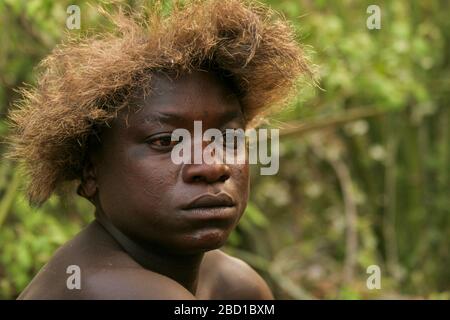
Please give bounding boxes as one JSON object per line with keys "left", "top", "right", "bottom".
{"left": 146, "top": 133, "right": 181, "bottom": 150}
{"left": 223, "top": 129, "right": 245, "bottom": 150}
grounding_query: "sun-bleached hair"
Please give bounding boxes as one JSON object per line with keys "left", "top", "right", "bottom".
{"left": 7, "top": 0, "right": 313, "bottom": 205}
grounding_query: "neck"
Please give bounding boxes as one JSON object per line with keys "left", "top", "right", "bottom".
{"left": 94, "top": 208, "right": 203, "bottom": 294}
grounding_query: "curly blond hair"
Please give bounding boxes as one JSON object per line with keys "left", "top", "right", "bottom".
{"left": 6, "top": 0, "right": 313, "bottom": 205}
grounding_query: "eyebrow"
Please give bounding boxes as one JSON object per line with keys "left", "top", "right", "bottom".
{"left": 139, "top": 110, "right": 244, "bottom": 128}
{"left": 141, "top": 112, "right": 186, "bottom": 127}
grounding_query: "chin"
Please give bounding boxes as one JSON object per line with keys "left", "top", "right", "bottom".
{"left": 178, "top": 228, "right": 231, "bottom": 253}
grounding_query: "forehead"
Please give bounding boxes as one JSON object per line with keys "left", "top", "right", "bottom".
{"left": 120, "top": 70, "right": 243, "bottom": 129}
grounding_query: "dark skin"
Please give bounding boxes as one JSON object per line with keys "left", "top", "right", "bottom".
{"left": 18, "top": 70, "right": 274, "bottom": 300}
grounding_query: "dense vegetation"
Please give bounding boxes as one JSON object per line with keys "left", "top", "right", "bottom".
{"left": 0, "top": 0, "right": 448, "bottom": 299}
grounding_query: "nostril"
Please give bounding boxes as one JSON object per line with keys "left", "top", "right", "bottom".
{"left": 190, "top": 174, "right": 229, "bottom": 183}
{"left": 182, "top": 163, "right": 231, "bottom": 184}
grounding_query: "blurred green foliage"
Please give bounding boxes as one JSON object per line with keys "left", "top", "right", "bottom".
{"left": 0, "top": 0, "right": 449, "bottom": 299}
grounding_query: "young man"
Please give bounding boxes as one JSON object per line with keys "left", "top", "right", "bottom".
{"left": 8, "top": 0, "right": 312, "bottom": 299}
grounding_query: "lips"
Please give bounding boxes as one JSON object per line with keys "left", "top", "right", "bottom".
{"left": 183, "top": 193, "right": 235, "bottom": 210}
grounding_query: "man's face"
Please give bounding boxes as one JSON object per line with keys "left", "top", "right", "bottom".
{"left": 93, "top": 71, "right": 249, "bottom": 254}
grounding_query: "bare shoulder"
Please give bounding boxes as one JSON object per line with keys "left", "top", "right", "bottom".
{"left": 20, "top": 266, "right": 195, "bottom": 300}
{"left": 81, "top": 267, "right": 196, "bottom": 300}
{"left": 201, "top": 250, "right": 274, "bottom": 300}
{"left": 19, "top": 222, "right": 195, "bottom": 300}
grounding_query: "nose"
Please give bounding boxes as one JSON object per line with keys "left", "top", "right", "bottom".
{"left": 181, "top": 135, "right": 232, "bottom": 184}
{"left": 182, "top": 161, "right": 231, "bottom": 184}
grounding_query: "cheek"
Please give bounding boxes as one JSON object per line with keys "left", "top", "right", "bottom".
{"left": 96, "top": 150, "right": 179, "bottom": 222}
{"left": 231, "top": 163, "right": 250, "bottom": 209}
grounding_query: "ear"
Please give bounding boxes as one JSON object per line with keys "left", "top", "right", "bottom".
{"left": 77, "top": 155, "right": 98, "bottom": 201}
